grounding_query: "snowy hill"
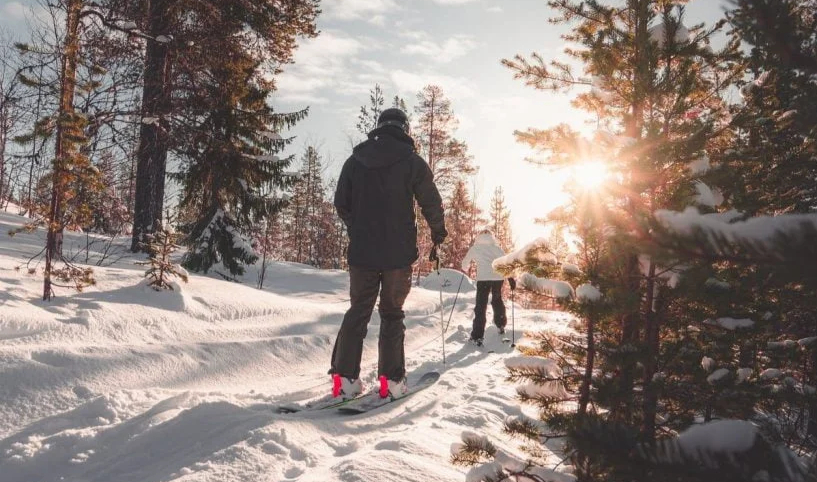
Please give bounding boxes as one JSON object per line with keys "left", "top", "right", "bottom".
{"left": 0, "top": 209, "right": 575, "bottom": 482}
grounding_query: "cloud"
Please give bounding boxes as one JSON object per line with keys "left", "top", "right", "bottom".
{"left": 324, "top": 0, "right": 398, "bottom": 23}
{"left": 431, "top": 0, "right": 480, "bottom": 4}
{"left": 275, "top": 31, "right": 388, "bottom": 105}
{"left": 487, "top": 6, "right": 503, "bottom": 13}
{"left": 390, "top": 70, "right": 477, "bottom": 101}
{"left": 401, "top": 34, "right": 477, "bottom": 63}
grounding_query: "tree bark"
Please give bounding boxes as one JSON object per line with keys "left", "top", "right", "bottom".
{"left": 578, "top": 311, "right": 596, "bottom": 417}
{"left": 132, "top": 0, "right": 172, "bottom": 252}
{"left": 44, "top": 0, "right": 83, "bottom": 300}
{"left": 641, "top": 262, "right": 660, "bottom": 440}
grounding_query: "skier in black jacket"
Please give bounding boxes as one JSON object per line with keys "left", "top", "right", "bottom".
{"left": 330, "top": 108, "right": 447, "bottom": 401}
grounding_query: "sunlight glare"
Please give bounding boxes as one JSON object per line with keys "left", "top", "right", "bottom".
{"left": 573, "top": 160, "right": 609, "bottom": 190}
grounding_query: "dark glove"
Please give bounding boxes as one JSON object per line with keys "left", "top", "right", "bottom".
{"left": 429, "top": 244, "right": 439, "bottom": 263}
{"left": 508, "top": 277, "right": 517, "bottom": 290}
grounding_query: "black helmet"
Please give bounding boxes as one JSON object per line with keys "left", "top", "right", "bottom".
{"left": 377, "top": 108, "right": 409, "bottom": 132}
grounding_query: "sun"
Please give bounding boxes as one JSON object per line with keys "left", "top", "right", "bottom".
{"left": 572, "top": 160, "right": 609, "bottom": 190}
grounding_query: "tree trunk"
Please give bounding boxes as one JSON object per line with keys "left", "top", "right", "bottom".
{"left": 808, "top": 347, "right": 817, "bottom": 439}
{"left": 0, "top": 111, "right": 6, "bottom": 204}
{"left": 132, "top": 0, "right": 173, "bottom": 252}
{"left": 641, "top": 262, "right": 660, "bottom": 440}
{"left": 578, "top": 311, "right": 596, "bottom": 417}
{"left": 44, "top": 0, "right": 82, "bottom": 301}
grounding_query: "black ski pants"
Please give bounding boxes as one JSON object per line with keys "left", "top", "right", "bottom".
{"left": 471, "top": 280, "right": 507, "bottom": 340}
{"left": 331, "top": 265, "right": 412, "bottom": 381}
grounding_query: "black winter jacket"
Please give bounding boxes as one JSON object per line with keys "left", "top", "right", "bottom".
{"left": 334, "top": 126, "right": 447, "bottom": 270}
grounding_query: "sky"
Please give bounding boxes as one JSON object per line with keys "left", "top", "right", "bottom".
{"left": 0, "top": 0, "right": 729, "bottom": 246}
{"left": 271, "top": 0, "right": 730, "bottom": 246}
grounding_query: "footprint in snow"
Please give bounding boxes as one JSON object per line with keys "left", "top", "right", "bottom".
{"left": 284, "top": 466, "right": 305, "bottom": 479}
{"left": 325, "top": 438, "right": 359, "bottom": 457}
{"left": 374, "top": 440, "right": 403, "bottom": 451}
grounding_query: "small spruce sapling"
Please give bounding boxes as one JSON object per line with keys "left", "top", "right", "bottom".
{"left": 138, "top": 220, "right": 188, "bottom": 291}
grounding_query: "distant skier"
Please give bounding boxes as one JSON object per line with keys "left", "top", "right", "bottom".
{"left": 331, "top": 108, "right": 447, "bottom": 401}
{"left": 461, "top": 230, "right": 513, "bottom": 346}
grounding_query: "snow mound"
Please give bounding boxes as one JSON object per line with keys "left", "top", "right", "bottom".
{"left": 420, "top": 268, "right": 475, "bottom": 293}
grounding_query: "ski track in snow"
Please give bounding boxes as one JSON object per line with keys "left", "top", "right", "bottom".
{"left": 0, "top": 209, "right": 575, "bottom": 482}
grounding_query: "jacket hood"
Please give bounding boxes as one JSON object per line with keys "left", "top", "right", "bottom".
{"left": 352, "top": 126, "right": 416, "bottom": 169}
{"left": 475, "top": 232, "right": 499, "bottom": 246}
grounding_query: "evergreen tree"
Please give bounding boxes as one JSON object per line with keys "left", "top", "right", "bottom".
{"left": 356, "top": 83, "right": 385, "bottom": 136}
{"left": 455, "top": 2, "right": 752, "bottom": 480}
{"left": 176, "top": 0, "right": 318, "bottom": 277}
{"left": 489, "top": 186, "right": 513, "bottom": 252}
{"left": 441, "top": 180, "right": 473, "bottom": 269}
{"left": 137, "top": 220, "right": 188, "bottom": 291}
{"left": 281, "top": 146, "right": 325, "bottom": 266}
{"left": 412, "top": 85, "right": 475, "bottom": 279}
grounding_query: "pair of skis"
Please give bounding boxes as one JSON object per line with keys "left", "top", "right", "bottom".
{"left": 275, "top": 372, "right": 440, "bottom": 415}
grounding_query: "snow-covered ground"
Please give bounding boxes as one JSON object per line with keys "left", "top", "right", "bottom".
{"left": 0, "top": 208, "right": 575, "bottom": 482}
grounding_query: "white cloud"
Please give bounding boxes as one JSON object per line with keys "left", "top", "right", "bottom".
{"left": 487, "top": 6, "right": 503, "bottom": 13}
{"left": 324, "top": 0, "right": 398, "bottom": 23}
{"left": 401, "top": 35, "right": 477, "bottom": 63}
{"left": 390, "top": 69, "right": 477, "bottom": 101}
{"left": 276, "top": 31, "right": 389, "bottom": 105}
{"left": 431, "top": 0, "right": 480, "bottom": 4}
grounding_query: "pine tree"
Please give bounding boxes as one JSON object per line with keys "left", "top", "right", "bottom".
{"left": 137, "top": 220, "right": 188, "bottom": 291}
{"left": 412, "top": 85, "right": 475, "bottom": 280}
{"left": 356, "top": 83, "right": 385, "bottom": 136}
{"left": 441, "top": 180, "right": 473, "bottom": 269}
{"left": 176, "top": 0, "right": 318, "bottom": 277}
{"left": 454, "top": 2, "right": 750, "bottom": 480}
{"left": 42, "top": 0, "right": 102, "bottom": 300}
{"left": 282, "top": 146, "right": 325, "bottom": 266}
{"left": 488, "top": 186, "right": 513, "bottom": 252}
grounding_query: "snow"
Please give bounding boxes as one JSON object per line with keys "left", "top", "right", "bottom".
{"left": 798, "top": 337, "right": 817, "bottom": 347}
{"left": 506, "top": 357, "right": 566, "bottom": 399}
{"left": 760, "top": 368, "right": 783, "bottom": 380}
{"left": 706, "top": 317, "right": 755, "bottom": 330}
{"left": 519, "top": 273, "right": 574, "bottom": 299}
{"left": 676, "top": 420, "right": 758, "bottom": 455}
{"left": 740, "top": 71, "right": 771, "bottom": 98}
{"left": 575, "top": 283, "right": 601, "bottom": 302}
{"left": 694, "top": 181, "right": 723, "bottom": 207}
{"left": 704, "top": 278, "right": 730, "bottom": 290}
{"left": 420, "top": 268, "right": 476, "bottom": 294}
{"left": 707, "top": 368, "right": 730, "bottom": 384}
{"left": 561, "top": 263, "right": 581, "bottom": 275}
{"left": 656, "top": 207, "right": 817, "bottom": 251}
{"left": 776, "top": 110, "right": 797, "bottom": 122}
{"left": 155, "top": 35, "right": 173, "bottom": 44}
{"left": 0, "top": 208, "right": 577, "bottom": 482}
{"left": 736, "top": 368, "right": 753, "bottom": 383}
{"left": 141, "top": 116, "right": 160, "bottom": 125}
{"left": 701, "top": 356, "right": 715, "bottom": 372}
{"left": 688, "top": 154, "right": 710, "bottom": 175}
{"left": 492, "top": 238, "right": 557, "bottom": 271}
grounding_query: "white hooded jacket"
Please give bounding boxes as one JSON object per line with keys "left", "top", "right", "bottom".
{"left": 461, "top": 233, "right": 506, "bottom": 281}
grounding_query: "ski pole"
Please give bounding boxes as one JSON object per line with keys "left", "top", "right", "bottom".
{"left": 444, "top": 271, "right": 465, "bottom": 333}
{"left": 511, "top": 283, "right": 516, "bottom": 348}
{"left": 430, "top": 245, "right": 445, "bottom": 365}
